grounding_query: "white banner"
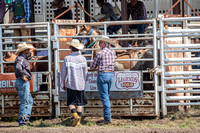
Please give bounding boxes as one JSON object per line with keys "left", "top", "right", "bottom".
{"left": 85, "top": 71, "right": 142, "bottom": 92}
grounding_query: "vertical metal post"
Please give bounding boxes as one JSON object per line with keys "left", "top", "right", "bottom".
{"left": 130, "top": 98, "right": 133, "bottom": 113}
{"left": 154, "top": 0, "right": 159, "bottom": 18}
{"left": 104, "top": 23, "right": 107, "bottom": 36}
{"left": 76, "top": 3, "right": 79, "bottom": 23}
{"left": 159, "top": 18, "right": 167, "bottom": 116}
{"left": 2, "top": 95, "right": 4, "bottom": 115}
{"left": 182, "top": 0, "right": 185, "bottom": 17}
{"left": 47, "top": 22, "right": 52, "bottom": 97}
{"left": 54, "top": 23, "right": 60, "bottom": 117}
{"left": 172, "top": 0, "right": 181, "bottom": 14}
{"left": 186, "top": 0, "right": 191, "bottom": 15}
{"left": 153, "top": 19, "right": 159, "bottom": 117}
{"left": 121, "top": 0, "right": 128, "bottom": 47}
{"left": 84, "top": 0, "right": 90, "bottom": 22}
{"left": 0, "top": 26, "right": 3, "bottom": 73}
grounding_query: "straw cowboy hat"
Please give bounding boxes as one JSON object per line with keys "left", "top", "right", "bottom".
{"left": 51, "top": 0, "right": 64, "bottom": 8}
{"left": 95, "top": 36, "right": 114, "bottom": 45}
{"left": 66, "top": 39, "right": 84, "bottom": 50}
{"left": 15, "top": 42, "right": 35, "bottom": 55}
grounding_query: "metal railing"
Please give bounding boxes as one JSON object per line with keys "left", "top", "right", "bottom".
{"left": 53, "top": 19, "right": 159, "bottom": 117}
{"left": 0, "top": 22, "right": 53, "bottom": 116}
{"left": 159, "top": 17, "right": 200, "bottom": 116}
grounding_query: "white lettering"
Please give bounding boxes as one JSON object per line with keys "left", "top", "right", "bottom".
{"left": 0, "top": 80, "right": 16, "bottom": 88}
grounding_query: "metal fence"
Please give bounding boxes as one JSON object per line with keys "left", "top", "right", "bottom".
{"left": 159, "top": 17, "right": 200, "bottom": 116}
{"left": 0, "top": 22, "right": 53, "bottom": 117}
{"left": 53, "top": 19, "right": 159, "bottom": 117}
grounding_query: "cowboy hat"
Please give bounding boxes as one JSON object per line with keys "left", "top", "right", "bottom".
{"left": 66, "top": 39, "right": 84, "bottom": 50}
{"left": 51, "top": 0, "right": 64, "bottom": 8}
{"left": 95, "top": 36, "right": 114, "bottom": 45}
{"left": 15, "top": 42, "right": 35, "bottom": 55}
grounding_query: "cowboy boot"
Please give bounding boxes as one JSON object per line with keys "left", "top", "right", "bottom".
{"left": 71, "top": 113, "right": 81, "bottom": 127}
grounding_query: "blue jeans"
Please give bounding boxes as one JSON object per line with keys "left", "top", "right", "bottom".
{"left": 15, "top": 79, "right": 33, "bottom": 121}
{"left": 97, "top": 72, "right": 113, "bottom": 122}
{"left": 130, "top": 23, "right": 148, "bottom": 34}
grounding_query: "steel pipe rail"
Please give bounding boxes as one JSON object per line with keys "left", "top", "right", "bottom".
{"left": 164, "top": 49, "right": 200, "bottom": 53}
{"left": 165, "top": 84, "right": 200, "bottom": 88}
{"left": 164, "top": 63, "right": 200, "bottom": 66}
{"left": 165, "top": 58, "right": 200, "bottom": 62}
{"left": 164, "top": 29, "right": 200, "bottom": 34}
{"left": 56, "top": 20, "right": 155, "bottom": 26}
{"left": 1, "top": 35, "right": 48, "bottom": 39}
{"left": 161, "top": 17, "right": 200, "bottom": 21}
{"left": 166, "top": 96, "right": 200, "bottom": 101}
{"left": 165, "top": 71, "right": 200, "bottom": 76}
{"left": 166, "top": 103, "right": 200, "bottom": 106}
{"left": 164, "top": 76, "right": 200, "bottom": 80}
{"left": 164, "top": 33, "right": 200, "bottom": 38}
{"left": 166, "top": 90, "right": 200, "bottom": 93}
{"left": 164, "top": 44, "right": 200, "bottom": 49}
{"left": 2, "top": 41, "right": 48, "bottom": 45}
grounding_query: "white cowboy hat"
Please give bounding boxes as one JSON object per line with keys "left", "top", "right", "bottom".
{"left": 51, "top": 0, "right": 64, "bottom": 8}
{"left": 95, "top": 36, "right": 114, "bottom": 45}
{"left": 15, "top": 42, "right": 35, "bottom": 55}
{"left": 66, "top": 39, "right": 84, "bottom": 50}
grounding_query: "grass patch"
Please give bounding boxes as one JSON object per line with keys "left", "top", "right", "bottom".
{"left": 36, "top": 119, "right": 50, "bottom": 127}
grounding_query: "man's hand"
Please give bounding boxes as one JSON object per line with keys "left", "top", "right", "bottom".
{"left": 22, "top": 76, "right": 28, "bottom": 82}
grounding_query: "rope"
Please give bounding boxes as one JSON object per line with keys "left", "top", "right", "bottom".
{"left": 147, "top": 65, "right": 159, "bottom": 79}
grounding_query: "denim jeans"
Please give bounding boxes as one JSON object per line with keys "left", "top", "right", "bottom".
{"left": 15, "top": 79, "right": 33, "bottom": 121}
{"left": 97, "top": 72, "right": 113, "bottom": 122}
{"left": 130, "top": 23, "right": 148, "bottom": 34}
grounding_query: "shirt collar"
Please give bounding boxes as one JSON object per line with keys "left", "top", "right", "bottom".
{"left": 70, "top": 52, "right": 80, "bottom": 55}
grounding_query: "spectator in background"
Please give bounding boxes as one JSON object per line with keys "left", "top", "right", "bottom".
{"left": 61, "top": 39, "right": 88, "bottom": 127}
{"left": 52, "top": 0, "right": 72, "bottom": 19}
{"left": 128, "top": 0, "right": 147, "bottom": 34}
{"left": 9, "top": 0, "right": 31, "bottom": 42}
{"left": 0, "top": 0, "right": 6, "bottom": 24}
{"left": 96, "top": 0, "right": 121, "bottom": 34}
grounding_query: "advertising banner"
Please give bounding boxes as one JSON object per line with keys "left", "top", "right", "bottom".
{"left": 0, "top": 74, "right": 33, "bottom": 93}
{"left": 85, "top": 71, "right": 142, "bottom": 92}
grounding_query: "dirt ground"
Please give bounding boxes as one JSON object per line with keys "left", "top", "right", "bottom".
{"left": 0, "top": 115, "right": 200, "bottom": 133}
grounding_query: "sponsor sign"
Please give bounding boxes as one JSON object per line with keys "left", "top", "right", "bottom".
{"left": 85, "top": 71, "right": 142, "bottom": 92}
{"left": 0, "top": 74, "right": 33, "bottom": 93}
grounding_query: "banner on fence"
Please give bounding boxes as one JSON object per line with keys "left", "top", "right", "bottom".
{"left": 85, "top": 71, "right": 142, "bottom": 92}
{"left": 0, "top": 74, "right": 33, "bottom": 93}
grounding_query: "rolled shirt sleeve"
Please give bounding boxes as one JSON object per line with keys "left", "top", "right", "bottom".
{"left": 90, "top": 53, "right": 100, "bottom": 70}
{"left": 15, "top": 58, "right": 24, "bottom": 79}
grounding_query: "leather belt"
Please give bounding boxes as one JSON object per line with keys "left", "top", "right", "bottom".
{"left": 99, "top": 71, "right": 113, "bottom": 73}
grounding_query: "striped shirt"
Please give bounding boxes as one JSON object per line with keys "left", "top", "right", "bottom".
{"left": 61, "top": 52, "right": 88, "bottom": 91}
{"left": 127, "top": 1, "right": 147, "bottom": 20}
{"left": 11, "top": 0, "right": 31, "bottom": 23}
{"left": 90, "top": 47, "right": 116, "bottom": 72}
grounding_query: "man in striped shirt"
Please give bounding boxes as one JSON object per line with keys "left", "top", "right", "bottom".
{"left": 9, "top": 0, "right": 31, "bottom": 41}
{"left": 61, "top": 39, "right": 88, "bottom": 127}
{"left": 90, "top": 36, "right": 116, "bottom": 124}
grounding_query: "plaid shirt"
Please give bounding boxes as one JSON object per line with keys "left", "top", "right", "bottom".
{"left": 61, "top": 52, "right": 88, "bottom": 91}
{"left": 11, "top": 0, "right": 31, "bottom": 23}
{"left": 127, "top": 1, "right": 147, "bottom": 20}
{"left": 90, "top": 47, "right": 116, "bottom": 72}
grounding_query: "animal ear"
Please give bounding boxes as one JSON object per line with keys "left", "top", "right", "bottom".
{"left": 83, "top": 25, "right": 86, "bottom": 29}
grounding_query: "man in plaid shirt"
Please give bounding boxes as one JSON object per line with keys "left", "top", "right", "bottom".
{"left": 90, "top": 36, "right": 116, "bottom": 124}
